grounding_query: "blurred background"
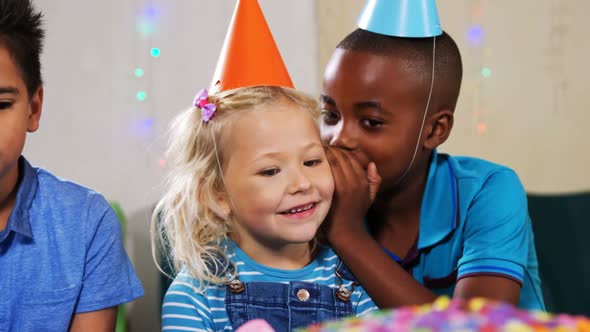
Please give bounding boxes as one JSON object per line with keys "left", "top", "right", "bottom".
{"left": 27, "top": 0, "right": 590, "bottom": 330}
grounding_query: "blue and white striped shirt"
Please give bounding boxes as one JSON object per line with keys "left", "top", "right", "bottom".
{"left": 162, "top": 243, "right": 377, "bottom": 331}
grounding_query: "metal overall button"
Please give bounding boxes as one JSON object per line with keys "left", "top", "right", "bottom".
{"left": 296, "top": 288, "right": 310, "bottom": 302}
{"left": 228, "top": 279, "right": 245, "bottom": 294}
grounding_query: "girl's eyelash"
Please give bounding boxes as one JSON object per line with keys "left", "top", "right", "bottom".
{"left": 304, "top": 159, "right": 322, "bottom": 167}
{"left": 258, "top": 168, "right": 280, "bottom": 176}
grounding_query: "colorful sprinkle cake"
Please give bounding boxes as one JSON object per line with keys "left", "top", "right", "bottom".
{"left": 301, "top": 297, "right": 590, "bottom": 332}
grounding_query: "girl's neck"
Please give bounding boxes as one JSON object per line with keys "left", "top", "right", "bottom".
{"left": 231, "top": 234, "right": 313, "bottom": 270}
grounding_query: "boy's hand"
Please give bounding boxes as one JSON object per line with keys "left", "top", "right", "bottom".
{"left": 367, "top": 162, "right": 381, "bottom": 202}
{"left": 324, "top": 147, "right": 381, "bottom": 241}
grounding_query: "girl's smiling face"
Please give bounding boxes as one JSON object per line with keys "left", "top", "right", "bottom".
{"left": 220, "top": 99, "right": 334, "bottom": 258}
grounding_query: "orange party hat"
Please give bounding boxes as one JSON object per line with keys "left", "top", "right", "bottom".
{"left": 209, "top": 0, "right": 294, "bottom": 93}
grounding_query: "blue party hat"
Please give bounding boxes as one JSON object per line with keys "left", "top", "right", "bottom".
{"left": 357, "top": 0, "right": 442, "bottom": 38}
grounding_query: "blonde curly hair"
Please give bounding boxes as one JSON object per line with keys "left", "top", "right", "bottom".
{"left": 152, "top": 86, "right": 321, "bottom": 288}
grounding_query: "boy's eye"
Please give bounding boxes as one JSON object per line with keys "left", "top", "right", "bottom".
{"left": 258, "top": 168, "right": 280, "bottom": 177}
{"left": 361, "top": 118, "right": 384, "bottom": 129}
{"left": 321, "top": 109, "right": 340, "bottom": 125}
{"left": 0, "top": 101, "right": 13, "bottom": 110}
{"left": 303, "top": 159, "right": 322, "bottom": 167}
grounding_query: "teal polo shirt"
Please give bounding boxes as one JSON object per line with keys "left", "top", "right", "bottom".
{"left": 387, "top": 150, "right": 545, "bottom": 310}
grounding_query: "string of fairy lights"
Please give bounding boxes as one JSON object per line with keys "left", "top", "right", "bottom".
{"left": 131, "top": 2, "right": 160, "bottom": 141}
{"left": 465, "top": 1, "right": 491, "bottom": 136}
{"left": 462, "top": 2, "right": 569, "bottom": 133}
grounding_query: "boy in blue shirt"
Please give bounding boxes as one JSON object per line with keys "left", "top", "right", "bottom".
{"left": 320, "top": 0, "right": 544, "bottom": 310}
{"left": 0, "top": 1, "right": 143, "bottom": 330}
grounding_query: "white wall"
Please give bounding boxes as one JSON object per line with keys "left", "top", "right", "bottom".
{"left": 28, "top": 1, "right": 317, "bottom": 330}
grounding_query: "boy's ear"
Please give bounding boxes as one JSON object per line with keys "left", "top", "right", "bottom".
{"left": 27, "top": 86, "right": 43, "bottom": 133}
{"left": 424, "top": 109, "right": 454, "bottom": 150}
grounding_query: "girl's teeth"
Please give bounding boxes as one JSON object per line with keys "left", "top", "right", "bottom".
{"left": 287, "top": 203, "right": 313, "bottom": 214}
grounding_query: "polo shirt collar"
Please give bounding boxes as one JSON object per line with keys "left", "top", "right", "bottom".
{"left": 0, "top": 156, "right": 37, "bottom": 242}
{"left": 418, "top": 150, "right": 460, "bottom": 250}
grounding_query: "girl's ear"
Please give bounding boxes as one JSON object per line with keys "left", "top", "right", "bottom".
{"left": 424, "top": 109, "right": 454, "bottom": 150}
{"left": 198, "top": 180, "right": 232, "bottom": 219}
{"left": 217, "top": 193, "right": 232, "bottom": 219}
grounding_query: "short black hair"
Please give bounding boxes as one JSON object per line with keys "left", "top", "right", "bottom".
{"left": 337, "top": 29, "right": 462, "bottom": 112}
{"left": 0, "top": 0, "right": 45, "bottom": 97}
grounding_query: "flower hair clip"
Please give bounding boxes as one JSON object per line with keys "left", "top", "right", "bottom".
{"left": 193, "top": 88, "right": 217, "bottom": 123}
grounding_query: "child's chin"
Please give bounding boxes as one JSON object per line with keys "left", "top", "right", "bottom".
{"left": 287, "top": 229, "right": 321, "bottom": 245}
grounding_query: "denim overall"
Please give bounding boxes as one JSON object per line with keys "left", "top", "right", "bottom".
{"left": 225, "top": 260, "right": 358, "bottom": 332}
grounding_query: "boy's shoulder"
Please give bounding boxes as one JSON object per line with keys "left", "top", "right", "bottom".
{"left": 5, "top": 159, "right": 143, "bottom": 320}
{"left": 31, "top": 164, "right": 112, "bottom": 218}
{"left": 440, "top": 152, "right": 523, "bottom": 191}
{"left": 444, "top": 153, "right": 517, "bottom": 179}
{"left": 17, "top": 158, "right": 117, "bottom": 242}
{"left": 35, "top": 166, "right": 105, "bottom": 201}
{"left": 433, "top": 152, "right": 526, "bottom": 210}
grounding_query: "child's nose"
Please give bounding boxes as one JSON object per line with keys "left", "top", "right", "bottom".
{"left": 288, "top": 169, "right": 312, "bottom": 194}
{"left": 330, "top": 122, "right": 357, "bottom": 151}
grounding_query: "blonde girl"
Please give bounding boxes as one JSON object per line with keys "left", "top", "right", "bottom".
{"left": 153, "top": 86, "right": 377, "bottom": 332}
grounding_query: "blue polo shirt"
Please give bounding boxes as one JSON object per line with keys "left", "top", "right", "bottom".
{"left": 0, "top": 157, "right": 143, "bottom": 331}
{"left": 385, "top": 150, "right": 545, "bottom": 310}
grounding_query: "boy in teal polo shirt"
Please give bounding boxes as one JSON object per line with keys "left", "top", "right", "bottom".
{"left": 320, "top": 0, "right": 544, "bottom": 309}
{"left": 0, "top": 1, "right": 143, "bottom": 330}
